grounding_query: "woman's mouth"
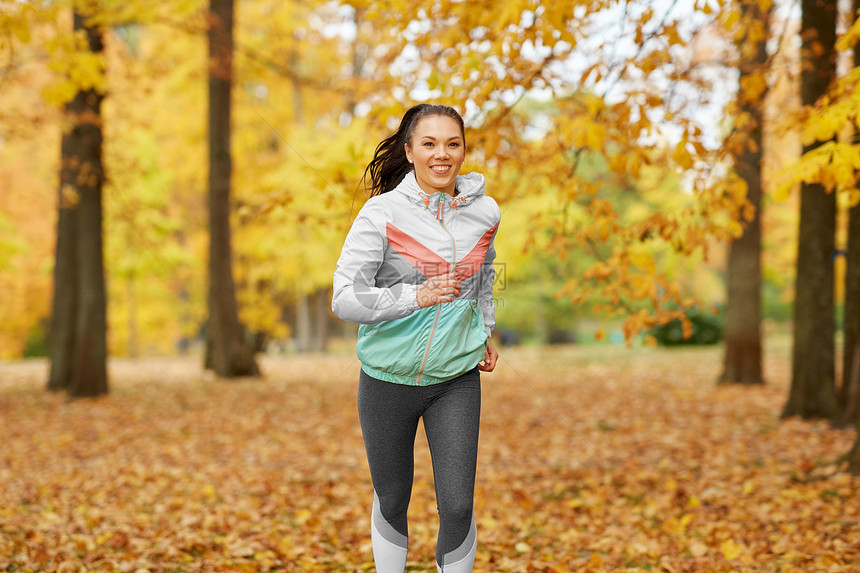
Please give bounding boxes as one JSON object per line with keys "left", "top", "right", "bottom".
{"left": 431, "top": 165, "right": 451, "bottom": 174}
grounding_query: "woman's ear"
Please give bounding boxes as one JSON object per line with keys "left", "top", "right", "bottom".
{"left": 404, "top": 143, "right": 412, "bottom": 164}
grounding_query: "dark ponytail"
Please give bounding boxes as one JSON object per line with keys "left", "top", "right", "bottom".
{"left": 362, "top": 103, "right": 465, "bottom": 197}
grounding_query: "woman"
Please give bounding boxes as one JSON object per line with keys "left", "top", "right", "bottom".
{"left": 332, "top": 103, "right": 500, "bottom": 573}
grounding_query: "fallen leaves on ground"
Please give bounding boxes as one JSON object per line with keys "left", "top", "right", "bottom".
{"left": 1, "top": 340, "right": 858, "bottom": 572}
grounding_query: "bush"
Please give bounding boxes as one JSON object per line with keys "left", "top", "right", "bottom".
{"left": 23, "top": 319, "right": 50, "bottom": 358}
{"left": 649, "top": 307, "right": 724, "bottom": 346}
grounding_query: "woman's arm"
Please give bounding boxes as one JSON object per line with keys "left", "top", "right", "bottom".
{"left": 477, "top": 241, "right": 497, "bottom": 338}
{"left": 477, "top": 201, "right": 500, "bottom": 338}
{"left": 478, "top": 199, "right": 500, "bottom": 372}
{"left": 332, "top": 205, "right": 420, "bottom": 324}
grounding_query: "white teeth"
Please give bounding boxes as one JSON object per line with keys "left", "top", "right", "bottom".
{"left": 431, "top": 166, "right": 450, "bottom": 173}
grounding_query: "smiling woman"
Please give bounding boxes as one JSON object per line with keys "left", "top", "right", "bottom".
{"left": 332, "top": 103, "right": 501, "bottom": 572}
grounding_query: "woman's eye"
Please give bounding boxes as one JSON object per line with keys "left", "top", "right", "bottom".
{"left": 449, "top": 143, "right": 460, "bottom": 147}
{"left": 423, "top": 142, "right": 434, "bottom": 147}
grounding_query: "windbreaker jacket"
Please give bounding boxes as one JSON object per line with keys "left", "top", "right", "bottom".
{"left": 332, "top": 171, "right": 500, "bottom": 386}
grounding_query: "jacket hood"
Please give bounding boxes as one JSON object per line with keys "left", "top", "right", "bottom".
{"left": 394, "top": 171, "right": 486, "bottom": 210}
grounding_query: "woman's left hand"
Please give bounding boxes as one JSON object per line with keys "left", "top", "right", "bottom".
{"left": 478, "top": 338, "right": 499, "bottom": 372}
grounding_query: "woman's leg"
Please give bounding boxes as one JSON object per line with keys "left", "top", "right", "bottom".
{"left": 357, "top": 369, "right": 422, "bottom": 573}
{"left": 422, "top": 367, "right": 481, "bottom": 572}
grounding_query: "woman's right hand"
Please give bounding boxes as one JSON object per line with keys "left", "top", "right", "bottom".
{"left": 416, "top": 272, "right": 462, "bottom": 308}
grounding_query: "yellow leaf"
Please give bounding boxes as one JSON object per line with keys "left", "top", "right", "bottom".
{"left": 628, "top": 274, "right": 656, "bottom": 300}
{"left": 498, "top": 2, "right": 523, "bottom": 28}
{"left": 479, "top": 516, "right": 499, "bottom": 529}
{"left": 720, "top": 538, "right": 745, "bottom": 560}
{"left": 739, "top": 73, "right": 767, "bottom": 103}
{"left": 724, "top": 8, "right": 741, "bottom": 30}
{"left": 631, "top": 252, "right": 655, "bottom": 272}
{"left": 608, "top": 153, "right": 627, "bottom": 173}
{"left": 772, "top": 181, "right": 793, "bottom": 202}
{"left": 586, "top": 123, "right": 607, "bottom": 151}
{"left": 673, "top": 141, "right": 694, "bottom": 170}
{"left": 278, "top": 536, "right": 294, "bottom": 557}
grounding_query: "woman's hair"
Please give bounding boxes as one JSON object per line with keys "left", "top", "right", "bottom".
{"left": 362, "top": 104, "right": 465, "bottom": 197}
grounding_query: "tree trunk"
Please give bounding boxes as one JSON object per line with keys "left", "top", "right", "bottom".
{"left": 175, "top": 230, "right": 193, "bottom": 355}
{"left": 719, "top": 0, "right": 769, "bottom": 386}
{"left": 344, "top": 7, "right": 365, "bottom": 119}
{"left": 840, "top": 0, "right": 860, "bottom": 445}
{"left": 69, "top": 90, "right": 108, "bottom": 398}
{"left": 782, "top": 0, "right": 838, "bottom": 419}
{"left": 312, "top": 287, "right": 330, "bottom": 352}
{"left": 844, "top": 342, "right": 860, "bottom": 475}
{"left": 845, "top": 428, "right": 860, "bottom": 474}
{"left": 48, "top": 11, "right": 108, "bottom": 397}
{"left": 841, "top": 342, "right": 860, "bottom": 427}
{"left": 204, "top": 0, "right": 259, "bottom": 377}
{"left": 296, "top": 291, "right": 311, "bottom": 352}
{"left": 290, "top": 47, "right": 303, "bottom": 122}
{"left": 127, "top": 274, "right": 139, "bottom": 358}
{"left": 47, "top": 154, "right": 78, "bottom": 391}
{"left": 534, "top": 292, "right": 548, "bottom": 346}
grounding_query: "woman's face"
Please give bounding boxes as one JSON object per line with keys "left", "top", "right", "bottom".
{"left": 405, "top": 115, "right": 465, "bottom": 196}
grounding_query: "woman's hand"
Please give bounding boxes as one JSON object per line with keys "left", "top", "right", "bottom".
{"left": 479, "top": 338, "right": 499, "bottom": 372}
{"left": 416, "top": 272, "right": 462, "bottom": 308}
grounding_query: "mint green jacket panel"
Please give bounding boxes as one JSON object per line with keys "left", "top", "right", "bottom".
{"left": 422, "top": 299, "right": 488, "bottom": 382}
{"left": 356, "top": 298, "right": 488, "bottom": 386}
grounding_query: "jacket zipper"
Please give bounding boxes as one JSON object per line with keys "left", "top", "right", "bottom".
{"left": 416, "top": 194, "right": 457, "bottom": 385}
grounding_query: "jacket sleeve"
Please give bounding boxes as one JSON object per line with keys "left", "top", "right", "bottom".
{"left": 332, "top": 203, "right": 420, "bottom": 324}
{"left": 478, "top": 202, "right": 501, "bottom": 338}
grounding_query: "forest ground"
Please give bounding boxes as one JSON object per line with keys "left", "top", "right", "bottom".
{"left": 1, "top": 337, "right": 858, "bottom": 572}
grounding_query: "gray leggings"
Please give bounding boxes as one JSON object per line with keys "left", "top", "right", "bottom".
{"left": 357, "top": 365, "right": 481, "bottom": 568}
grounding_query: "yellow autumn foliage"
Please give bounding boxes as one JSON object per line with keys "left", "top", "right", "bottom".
{"left": 3, "top": 0, "right": 852, "bottom": 356}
